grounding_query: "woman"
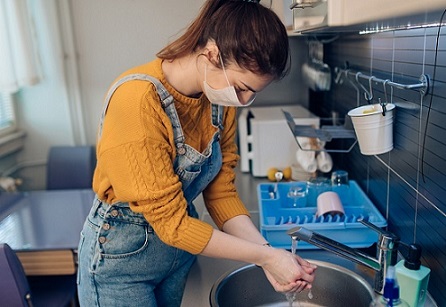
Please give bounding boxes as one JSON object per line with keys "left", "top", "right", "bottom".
{"left": 77, "top": 0, "right": 316, "bottom": 306}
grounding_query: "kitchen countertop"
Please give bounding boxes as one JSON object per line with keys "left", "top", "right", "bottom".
{"left": 180, "top": 168, "right": 438, "bottom": 307}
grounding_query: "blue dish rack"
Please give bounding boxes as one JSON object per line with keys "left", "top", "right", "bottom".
{"left": 258, "top": 180, "right": 387, "bottom": 249}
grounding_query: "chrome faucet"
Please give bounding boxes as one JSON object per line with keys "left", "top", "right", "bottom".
{"left": 287, "top": 218, "right": 399, "bottom": 294}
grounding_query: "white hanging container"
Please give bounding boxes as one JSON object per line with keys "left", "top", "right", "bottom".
{"left": 348, "top": 103, "right": 396, "bottom": 155}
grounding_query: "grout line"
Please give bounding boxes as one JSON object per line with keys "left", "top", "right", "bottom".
{"left": 374, "top": 155, "right": 446, "bottom": 219}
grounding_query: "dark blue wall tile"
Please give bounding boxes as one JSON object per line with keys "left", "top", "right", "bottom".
{"left": 315, "top": 25, "right": 446, "bottom": 306}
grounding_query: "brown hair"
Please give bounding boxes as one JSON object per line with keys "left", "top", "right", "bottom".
{"left": 157, "top": 0, "right": 289, "bottom": 80}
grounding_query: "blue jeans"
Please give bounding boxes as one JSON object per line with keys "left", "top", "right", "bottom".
{"left": 77, "top": 199, "right": 196, "bottom": 307}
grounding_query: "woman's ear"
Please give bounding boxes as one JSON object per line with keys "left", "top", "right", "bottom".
{"left": 203, "top": 40, "right": 221, "bottom": 67}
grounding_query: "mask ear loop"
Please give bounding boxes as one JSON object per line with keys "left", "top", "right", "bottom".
{"left": 218, "top": 54, "right": 232, "bottom": 87}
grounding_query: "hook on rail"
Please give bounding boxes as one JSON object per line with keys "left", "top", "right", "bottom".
{"left": 355, "top": 72, "right": 374, "bottom": 102}
{"left": 335, "top": 68, "right": 429, "bottom": 99}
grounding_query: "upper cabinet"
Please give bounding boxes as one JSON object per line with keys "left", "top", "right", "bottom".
{"left": 284, "top": 0, "right": 446, "bottom": 34}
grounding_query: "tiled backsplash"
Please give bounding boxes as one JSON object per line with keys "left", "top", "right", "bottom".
{"left": 309, "top": 17, "right": 446, "bottom": 306}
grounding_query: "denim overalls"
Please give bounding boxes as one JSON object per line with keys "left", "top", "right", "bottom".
{"left": 77, "top": 74, "right": 223, "bottom": 307}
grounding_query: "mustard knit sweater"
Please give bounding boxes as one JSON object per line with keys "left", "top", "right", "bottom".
{"left": 93, "top": 58, "right": 250, "bottom": 255}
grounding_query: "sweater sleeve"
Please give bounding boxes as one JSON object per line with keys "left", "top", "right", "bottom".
{"left": 94, "top": 80, "right": 213, "bottom": 254}
{"left": 202, "top": 107, "right": 250, "bottom": 229}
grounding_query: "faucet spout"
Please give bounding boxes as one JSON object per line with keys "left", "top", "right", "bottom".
{"left": 287, "top": 226, "right": 381, "bottom": 271}
{"left": 287, "top": 219, "right": 399, "bottom": 294}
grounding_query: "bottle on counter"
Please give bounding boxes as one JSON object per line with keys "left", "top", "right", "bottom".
{"left": 395, "top": 243, "right": 431, "bottom": 307}
{"left": 371, "top": 266, "right": 409, "bottom": 307}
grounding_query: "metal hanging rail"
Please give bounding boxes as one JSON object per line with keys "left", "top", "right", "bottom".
{"left": 334, "top": 67, "right": 430, "bottom": 98}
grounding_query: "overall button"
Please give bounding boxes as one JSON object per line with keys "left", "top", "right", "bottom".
{"left": 177, "top": 147, "right": 186, "bottom": 155}
{"left": 102, "top": 223, "right": 110, "bottom": 230}
{"left": 110, "top": 209, "right": 119, "bottom": 217}
{"left": 98, "top": 236, "right": 107, "bottom": 244}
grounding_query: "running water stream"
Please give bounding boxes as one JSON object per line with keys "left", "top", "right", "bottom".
{"left": 286, "top": 239, "right": 313, "bottom": 307}
{"left": 256, "top": 239, "right": 316, "bottom": 307}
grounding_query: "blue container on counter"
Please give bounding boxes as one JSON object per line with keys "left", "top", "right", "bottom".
{"left": 258, "top": 180, "right": 387, "bottom": 249}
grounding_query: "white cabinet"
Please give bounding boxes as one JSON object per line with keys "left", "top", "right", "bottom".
{"left": 289, "top": 0, "right": 446, "bottom": 34}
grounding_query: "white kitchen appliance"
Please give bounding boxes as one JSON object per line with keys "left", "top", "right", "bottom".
{"left": 238, "top": 105, "right": 319, "bottom": 177}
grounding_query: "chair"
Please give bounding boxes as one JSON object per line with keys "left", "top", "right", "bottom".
{"left": 46, "top": 146, "right": 96, "bottom": 190}
{"left": 0, "top": 243, "right": 32, "bottom": 306}
{"left": 0, "top": 243, "right": 78, "bottom": 307}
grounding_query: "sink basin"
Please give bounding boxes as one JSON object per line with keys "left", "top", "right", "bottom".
{"left": 210, "top": 260, "right": 375, "bottom": 307}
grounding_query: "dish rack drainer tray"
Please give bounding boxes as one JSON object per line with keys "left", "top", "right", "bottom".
{"left": 258, "top": 180, "right": 387, "bottom": 249}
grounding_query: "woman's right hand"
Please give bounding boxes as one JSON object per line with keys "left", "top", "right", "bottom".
{"left": 259, "top": 247, "right": 317, "bottom": 293}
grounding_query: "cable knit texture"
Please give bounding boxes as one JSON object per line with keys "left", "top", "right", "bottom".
{"left": 93, "top": 58, "right": 249, "bottom": 254}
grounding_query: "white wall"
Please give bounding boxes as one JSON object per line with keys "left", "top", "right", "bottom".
{"left": 70, "top": 0, "right": 207, "bottom": 145}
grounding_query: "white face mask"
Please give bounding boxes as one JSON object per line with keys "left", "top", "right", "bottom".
{"left": 203, "top": 59, "right": 256, "bottom": 107}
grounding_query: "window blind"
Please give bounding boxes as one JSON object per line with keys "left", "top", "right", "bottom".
{"left": 0, "top": 92, "right": 15, "bottom": 135}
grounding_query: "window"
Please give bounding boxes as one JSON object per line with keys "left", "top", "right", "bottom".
{"left": 0, "top": 91, "right": 16, "bottom": 137}
{"left": 1, "top": 0, "right": 38, "bottom": 139}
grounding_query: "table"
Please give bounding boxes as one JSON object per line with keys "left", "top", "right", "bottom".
{"left": 0, "top": 189, "right": 95, "bottom": 275}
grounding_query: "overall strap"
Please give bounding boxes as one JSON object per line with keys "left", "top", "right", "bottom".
{"left": 98, "top": 74, "right": 186, "bottom": 154}
{"left": 211, "top": 104, "right": 224, "bottom": 130}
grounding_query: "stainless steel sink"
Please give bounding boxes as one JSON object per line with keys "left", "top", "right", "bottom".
{"left": 210, "top": 260, "right": 375, "bottom": 307}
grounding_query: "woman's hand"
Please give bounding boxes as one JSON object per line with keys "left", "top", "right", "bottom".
{"left": 200, "top": 222, "right": 316, "bottom": 293}
{"left": 260, "top": 248, "right": 317, "bottom": 293}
